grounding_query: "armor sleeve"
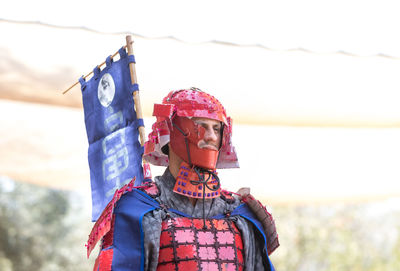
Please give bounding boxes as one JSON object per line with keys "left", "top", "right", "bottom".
{"left": 88, "top": 182, "right": 161, "bottom": 271}
{"left": 239, "top": 192, "right": 279, "bottom": 255}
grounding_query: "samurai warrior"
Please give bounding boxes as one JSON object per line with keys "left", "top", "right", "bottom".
{"left": 87, "top": 87, "right": 279, "bottom": 270}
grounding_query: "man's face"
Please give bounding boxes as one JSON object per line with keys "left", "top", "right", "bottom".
{"left": 192, "top": 117, "right": 222, "bottom": 151}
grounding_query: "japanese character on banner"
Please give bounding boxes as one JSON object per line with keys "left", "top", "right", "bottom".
{"left": 79, "top": 47, "right": 146, "bottom": 221}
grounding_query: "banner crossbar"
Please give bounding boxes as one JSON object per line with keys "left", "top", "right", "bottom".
{"left": 62, "top": 43, "right": 130, "bottom": 94}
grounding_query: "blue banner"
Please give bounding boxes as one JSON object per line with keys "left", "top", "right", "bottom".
{"left": 79, "top": 47, "right": 144, "bottom": 221}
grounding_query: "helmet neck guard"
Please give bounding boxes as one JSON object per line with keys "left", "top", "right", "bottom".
{"left": 173, "top": 161, "right": 221, "bottom": 200}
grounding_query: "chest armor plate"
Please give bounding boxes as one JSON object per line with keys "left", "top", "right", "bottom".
{"left": 157, "top": 217, "right": 244, "bottom": 271}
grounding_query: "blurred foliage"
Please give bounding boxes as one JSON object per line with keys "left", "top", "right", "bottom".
{"left": 270, "top": 199, "right": 400, "bottom": 271}
{"left": 0, "top": 177, "right": 94, "bottom": 271}
{"left": 1, "top": 176, "right": 400, "bottom": 270}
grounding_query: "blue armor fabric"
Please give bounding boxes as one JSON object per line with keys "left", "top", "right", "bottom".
{"left": 112, "top": 189, "right": 158, "bottom": 270}
{"left": 99, "top": 169, "right": 275, "bottom": 271}
{"left": 79, "top": 47, "right": 144, "bottom": 221}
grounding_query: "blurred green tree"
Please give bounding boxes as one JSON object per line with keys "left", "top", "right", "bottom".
{"left": 270, "top": 201, "right": 400, "bottom": 271}
{"left": 0, "top": 177, "right": 94, "bottom": 271}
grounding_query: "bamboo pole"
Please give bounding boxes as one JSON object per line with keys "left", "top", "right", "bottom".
{"left": 125, "top": 35, "right": 151, "bottom": 180}
{"left": 62, "top": 45, "right": 128, "bottom": 94}
{"left": 126, "top": 35, "right": 146, "bottom": 147}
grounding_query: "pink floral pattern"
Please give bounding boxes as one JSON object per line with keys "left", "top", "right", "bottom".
{"left": 175, "top": 229, "right": 194, "bottom": 243}
{"left": 217, "top": 231, "right": 234, "bottom": 244}
{"left": 218, "top": 247, "right": 235, "bottom": 260}
{"left": 198, "top": 247, "right": 217, "bottom": 260}
{"left": 201, "top": 262, "right": 219, "bottom": 270}
{"left": 197, "top": 231, "right": 214, "bottom": 245}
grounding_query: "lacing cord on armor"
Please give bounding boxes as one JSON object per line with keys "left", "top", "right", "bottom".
{"left": 171, "top": 119, "right": 221, "bottom": 229}
{"left": 191, "top": 167, "right": 220, "bottom": 229}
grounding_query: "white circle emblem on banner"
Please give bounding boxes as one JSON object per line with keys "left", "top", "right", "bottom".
{"left": 97, "top": 73, "right": 115, "bottom": 107}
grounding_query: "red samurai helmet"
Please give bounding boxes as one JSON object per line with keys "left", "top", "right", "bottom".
{"left": 144, "top": 87, "right": 239, "bottom": 170}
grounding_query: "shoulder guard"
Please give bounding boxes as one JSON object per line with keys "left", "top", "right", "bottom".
{"left": 86, "top": 179, "right": 159, "bottom": 258}
{"left": 220, "top": 189, "right": 237, "bottom": 204}
{"left": 241, "top": 193, "right": 280, "bottom": 255}
{"left": 136, "top": 181, "right": 160, "bottom": 198}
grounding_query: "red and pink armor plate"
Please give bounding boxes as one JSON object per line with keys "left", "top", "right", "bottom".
{"left": 157, "top": 217, "right": 244, "bottom": 271}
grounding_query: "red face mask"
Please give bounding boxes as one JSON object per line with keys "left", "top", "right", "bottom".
{"left": 169, "top": 116, "right": 221, "bottom": 170}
